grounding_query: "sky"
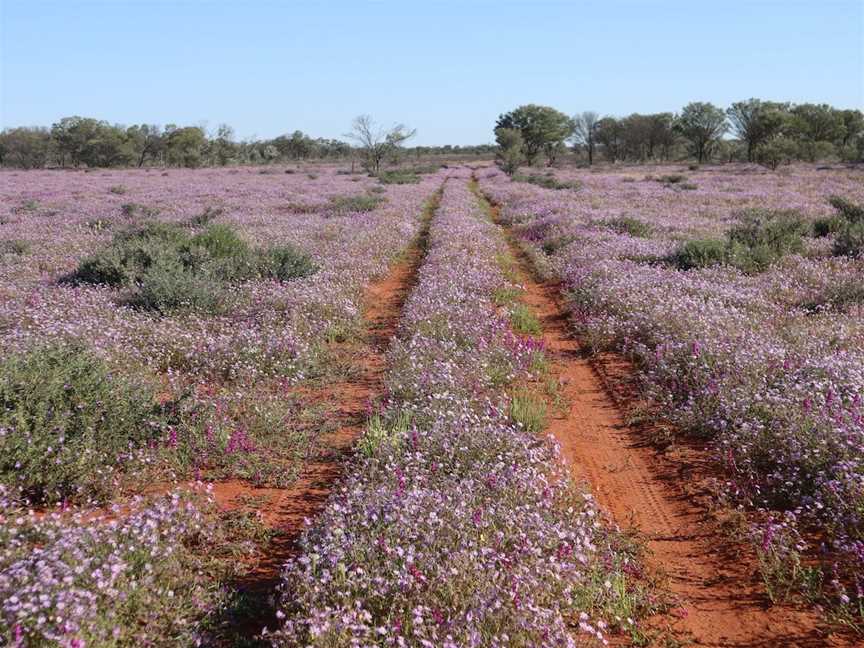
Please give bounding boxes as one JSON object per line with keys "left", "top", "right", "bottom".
{"left": 1, "top": 0, "right": 862, "bottom": 146}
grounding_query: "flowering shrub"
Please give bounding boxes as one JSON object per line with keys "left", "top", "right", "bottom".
{"left": 0, "top": 490, "right": 251, "bottom": 647}
{"left": 0, "top": 344, "right": 165, "bottom": 504}
{"left": 273, "top": 176, "right": 646, "bottom": 647}
{"left": 479, "top": 164, "right": 864, "bottom": 613}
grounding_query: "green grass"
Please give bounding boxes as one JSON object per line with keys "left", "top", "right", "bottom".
{"left": 510, "top": 303, "right": 542, "bottom": 335}
{"left": 510, "top": 390, "right": 547, "bottom": 434}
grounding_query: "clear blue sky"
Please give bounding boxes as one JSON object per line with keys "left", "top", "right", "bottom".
{"left": 1, "top": 0, "right": 862, "bottom": 145}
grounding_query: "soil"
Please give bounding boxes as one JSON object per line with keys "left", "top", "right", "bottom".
{"left": 486, "top": 193, "right": 852, "bottom": 647}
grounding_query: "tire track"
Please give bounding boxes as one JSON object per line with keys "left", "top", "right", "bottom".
{"left": 471, "top": 179, "right": 847, "bottom": 648}
{"left": 214, "top": 186, "right": 441, "bottom": 642}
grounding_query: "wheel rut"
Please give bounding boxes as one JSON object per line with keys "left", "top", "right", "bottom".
{"left": 212, "top": 187, "right": 440, "bottom": 641}
{"left": 472, "top": 181, "right": 848, "bottom": 648}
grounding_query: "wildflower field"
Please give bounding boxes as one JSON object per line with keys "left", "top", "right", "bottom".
{"left": 1, "top": 161, "right": 863, "bottom": 646}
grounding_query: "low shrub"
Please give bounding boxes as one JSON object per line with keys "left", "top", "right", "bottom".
{"left": 834, "top": 221, "right": 864, "bottom": 258}
{"left": 672, "top": 209, "right": 807, "bottom": 272}
{"left": 327, "top": 194, "right": 385, "bottom": 214}
{"left": 657, "top": 174, "right": 687, "bottom": 184}
{"left": 188, "top": 205, "right": 224, "bottom": 226}
{"left": 827, "top": 196, "right": 864, "bottom": 223}
{"left": 71, "top": 221, "right": 317, "bottom": 313}
{"left": 604, "top": 216, "right": 653, "bottom": 238}
{"left": 0, "top": 344, "right": 164, "bottom": 503}
{"left": 0, "top": 239, "right": 29, "bottom": 255}
{"left": 671, "top": 238, "right": 728, "bottom": 270}
{"left": 513, "top": 173, "right": 581, "bottom": 191}
{"left": 108, "top": 184, "right": 128, "bottom": 195}
{"left": 260, "top": 244, "right": 318, "bottom": 281}
{"left": 813, "top": 215, "right": 846, "bottom": 237}
{"left": 120, "top": 202, "right": 160, "bottom": 218}
{"left": 827, "top": 196, "right": 864, "bottom": 257}
{"left": 378, "top": 170, "right": 420, "bottom": 184}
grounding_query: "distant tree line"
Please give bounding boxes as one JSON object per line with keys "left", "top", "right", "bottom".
{"left": 495, "top": 100, "right": 864, "bottom": 174}
{"left": 0, "top": 115, "right": 494, "bottom": 170}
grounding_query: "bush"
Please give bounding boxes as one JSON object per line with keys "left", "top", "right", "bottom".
{"left": 828, "top": 196, "right": 864, "bottom": 223}
{"left": 826, "top": 196, "right": 864, "bottom": 257}
{"left": 813, "top": 215, "right": 846, "bottom": 237}
{"left": 657, "top": 174, "right": 687, "bottom": 184}
{"left": 378, "top": 170, "right": 420, "bottom": 184}
{"left": 328, "top": 194, "right": 385, "bottom": 214}
{"left": 260, "top": 244, "right": 318, "bottom": 281}
{"left": 671, "top": 239, "right": 729, "bottom": 270}
{"left": 727, "top": 209, "right": 807, "bottom": 253}
{"left": 513, "top": 173, "right": 581, "bottom": 191}
{"left": 71, "top": 222, "right": 317, "bottom": 313}
{"left": 0, "top": 239, "right": 30, "bottom": 255}
{"left": 671, "top": 209, "right": 808, "bottom": 272}
{"left": 0, "top": 344, "right": 163, "bottom": 503}
{"left": 120, "top": 202, "right": 160, "bottom": 218}
{"left": 128, "top": 258, "right": 223, "bottom": 314}
{"left": 188, "top": 205, "right": 224, "bottom": 226}
{"left": 834, "top": 221, "right": 864, "bottom": 258}
{"left": 108, "top": 185, "right": 128, "bottom": 195}
{"left": 604, "top": 216, "right": 653, "bottom": 238}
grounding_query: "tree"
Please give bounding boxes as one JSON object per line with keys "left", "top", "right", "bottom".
{"left": 839, "top": 109, "right": 864, "bottom": 148}
{"left": 494, "top": 127, "right": 525, "bottom": 176}
{"left": 495, "top": 104, "right": 574, "bottom": 166}
{"left": 754, "top": 136, "right": 799, "bottom": 171}
{"left": 676, "top": 102, "right": 728, "bottom": 163}
{"left": 346, "top": 115, "right": 415, "bottom": 174}
{"left": 726, "top": 99, "right": 789, "bottom": 162}
{"left": 647, "top": 113, "right": 677, "bottom": 161}
{"left": 49, "top": 116, "right": 130, "bottom": 167}
{"left": 595, "top": 117, "right": 624, "bottom": 163}
{"left": 571, "top": 111, "right": 600, "bottom": 165}
{"left": 126, "top": 124, "right": 164, "bottom": 167}
{"left": 165, "top": 126, "right": 207, "bottom": 168}
{"left": 0, "top": 127, "right": 52, "bottom": 169}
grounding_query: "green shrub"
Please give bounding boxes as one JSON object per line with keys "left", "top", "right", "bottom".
{"left": 0, "top": 239, "right": 30, "bottom": 255}
{"left": 541, "top": 235, "right": 577, "bottom": 254}
{"left": 834, "top": 221, "right": 864, "bottom": 258}
{"left": 657, "top": 174, "right": 687, "bottom": 184}
{"left": 678, "top": 183, "right": 699, "bottom": 191}
{"left": 813, "top": 215, "right": 846, "bottom": 237}
{"left": 328, "top": 194, "right": 385, "bottom": 214}
{"left": 828, "top": 195, "right": 864, "bottom": 223}
{"left": 260, "top": 244, "right": 318, "bottom": 281}
{"left": 672, "top": 209, "right": 808, "bottom": 272}
{"left": 129, "top": 258, "right": 223, "bottom": 314}
{"left": 108, "top": 185, "right": 128, "bottom": 195}
{"left": 671, "top": 239, "right": 729, "bottom": 270}
{"left": 378, "top": 170, "right": 420, "bottom": 184}
{"left": 513, "top": 173, "right": 581, "bottom": 191}
{"left": 0, "top": 344, "right": 163, "bottom": 503}
{"left": 71, "top": 221, "right": 318, "bottom": 313}
{"left": 604, "top": 216, "right": 653, "bottom": 238}
{"left": 188, "top": 206, "right": 224, "bottom": 226}
{"left": 120, "top": 202, "right": 160, "bottom": 218}
{"left": 825, "top": 196, "right": 864, "bottom": 257}
{"left": 726, "top": 208, "right": 808, "bottom": 271}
